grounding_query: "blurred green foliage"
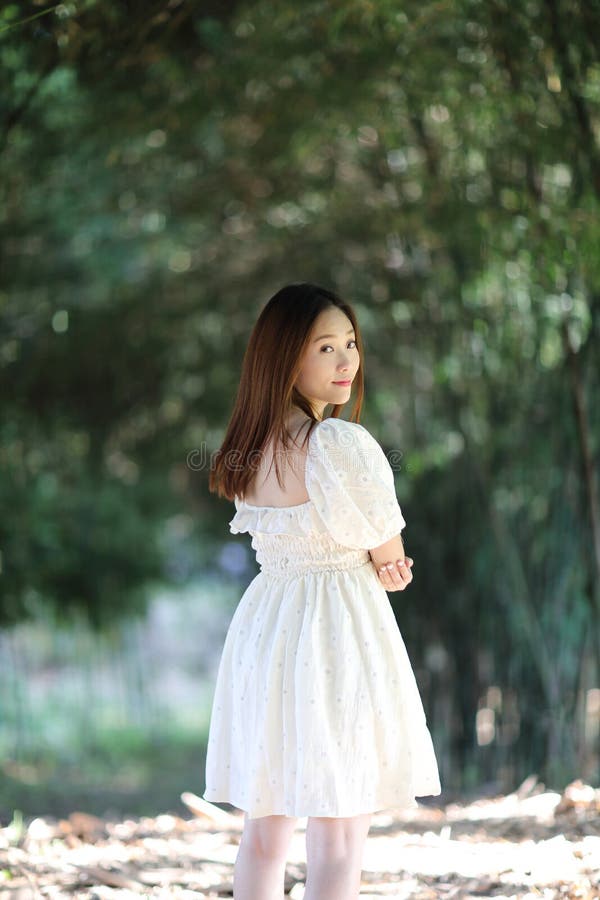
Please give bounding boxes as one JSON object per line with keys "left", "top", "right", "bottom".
{"left": 0, "top": 720, "right": 206, "bottom": 821}
{"left": 1, "top": 0, "right": 599, "bottom": 788}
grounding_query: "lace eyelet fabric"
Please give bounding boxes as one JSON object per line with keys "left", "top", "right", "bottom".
{"left": 203, "top": 417, "right": 441, "bottom": 820}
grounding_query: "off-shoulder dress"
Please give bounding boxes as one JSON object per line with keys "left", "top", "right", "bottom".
{"left": 203, "top": 417, "right": 441, "bottom": 820}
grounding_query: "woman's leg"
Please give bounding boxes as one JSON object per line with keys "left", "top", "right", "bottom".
{"left": 233, "top": 812, "right": 298, "bottom": 900}
{"left": 304, "top": 813, "right": 372, "bottom": 900}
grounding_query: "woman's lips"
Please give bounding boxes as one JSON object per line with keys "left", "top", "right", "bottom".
{"left": 332, "top": 380, "right": 352, "bottom": 386}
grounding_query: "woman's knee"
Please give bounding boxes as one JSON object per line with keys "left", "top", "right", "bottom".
{"left": 240, "top": 813, "right": 298, "bottom": 861}
{"left": 305, "top": 813, "right": 372, "bottom": 864}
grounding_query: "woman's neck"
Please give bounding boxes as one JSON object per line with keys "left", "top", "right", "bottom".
{"left": 287, "top": 404, "right": 326, "bottom": 427}
{"left": 287, "top": 413, "right": 319, "bottom": 430}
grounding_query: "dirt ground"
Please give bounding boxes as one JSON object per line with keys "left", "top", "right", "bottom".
{"left": 1, "top": 776, "right": 599, "bottom": 898}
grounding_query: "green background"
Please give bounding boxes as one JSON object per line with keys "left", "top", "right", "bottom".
{"left": 1, "top": 0, "right": 599, "bottom": 820}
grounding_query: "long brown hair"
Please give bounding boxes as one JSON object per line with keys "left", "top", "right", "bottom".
{"left": 209, "top": 282, "right": 365, "bottom": 501}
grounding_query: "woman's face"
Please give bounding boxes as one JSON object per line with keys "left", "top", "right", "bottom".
{"left": 295, "top": 307, "right": 360, "bottom": 417}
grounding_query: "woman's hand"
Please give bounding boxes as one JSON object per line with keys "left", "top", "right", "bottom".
{"left": 373, "top": 556, "right": 414, "bottom": 592}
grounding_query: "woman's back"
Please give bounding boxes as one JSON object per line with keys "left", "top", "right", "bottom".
{"left": 243, "top": 417, "right": 313, "bottom": 508}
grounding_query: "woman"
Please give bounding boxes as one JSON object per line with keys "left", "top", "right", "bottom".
{"left": 204, "top": 282, "right": 441, "bottom": 899}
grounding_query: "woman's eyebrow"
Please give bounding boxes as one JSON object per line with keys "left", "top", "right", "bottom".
{"left": 312, "top": 328, "right": 355, "bottom": 342}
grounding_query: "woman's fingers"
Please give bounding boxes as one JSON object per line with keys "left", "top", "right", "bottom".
{"left": 376, "top": 565, "right": 393, "bottom": 589}
{"left": 376, "top": 557, "right": 413, "bottom": 591}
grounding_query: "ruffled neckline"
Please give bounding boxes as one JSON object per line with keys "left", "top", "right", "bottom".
{"left": 229, "top": 497, "right": 323, "bottom": 536}
{"left": 227, "top": 417, "right": 365, "bottom": 536}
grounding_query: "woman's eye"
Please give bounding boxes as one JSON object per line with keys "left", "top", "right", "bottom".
{"left": 321, "top": 340, "right": 357, "bottom": 352}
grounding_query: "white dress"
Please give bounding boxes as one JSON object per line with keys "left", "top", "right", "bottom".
{"left": 203, "top": 417, "right": 441, "bottom": 820}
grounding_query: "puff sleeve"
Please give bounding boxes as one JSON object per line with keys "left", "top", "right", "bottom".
{"left": 306, "top": 418, "right": 406, "bottom": 550}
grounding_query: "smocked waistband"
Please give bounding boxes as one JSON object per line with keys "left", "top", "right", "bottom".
{"left": 258, "top": 556, "right": 372, "bottom": 579}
